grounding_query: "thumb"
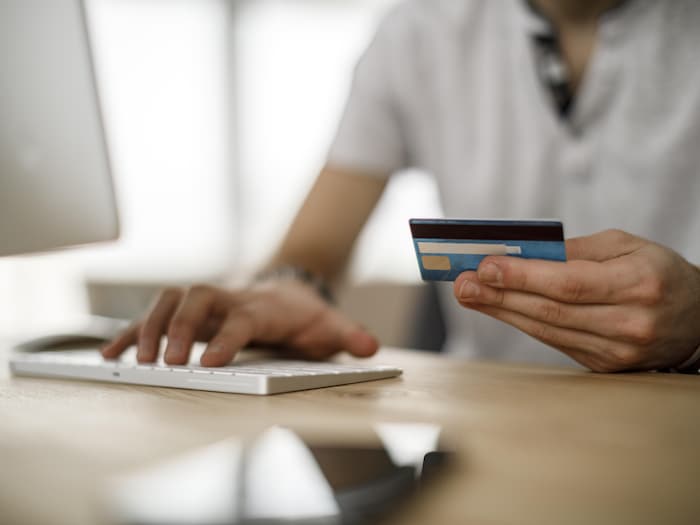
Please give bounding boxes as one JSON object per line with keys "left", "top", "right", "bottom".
{"left": 342, "top": 328, "right": 380, "bottom": 357}
{"left": 328, "top": 310, "right": 379, "bottom": 357}
{"left": 290, "top": 308, "right": 380, "bottom": 359}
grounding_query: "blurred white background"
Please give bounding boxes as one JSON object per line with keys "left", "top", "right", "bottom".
{"left": 0, "top": 0, "right": 442, "bottom": 337}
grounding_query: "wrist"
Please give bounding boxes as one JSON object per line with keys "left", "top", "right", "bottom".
{"left": 254, "top": 265, "right": 334, "bottom": 303}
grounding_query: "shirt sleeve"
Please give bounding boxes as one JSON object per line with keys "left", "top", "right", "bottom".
{"left": 326, "top": 11, "right": 410, "bottom": 177}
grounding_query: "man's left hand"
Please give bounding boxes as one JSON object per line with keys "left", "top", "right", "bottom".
{"left": 453, "top": 229, "right": 700, "bottom": 372}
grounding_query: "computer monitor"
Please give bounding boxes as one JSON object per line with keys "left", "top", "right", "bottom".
{"left": 0, "top": 0, "right": 119, "bottom": 257}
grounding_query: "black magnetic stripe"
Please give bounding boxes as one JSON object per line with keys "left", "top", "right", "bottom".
{"left": 410, "top": 223, "right": 563, "bottom": 241}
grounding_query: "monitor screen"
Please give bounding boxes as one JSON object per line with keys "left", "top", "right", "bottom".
{"left": 0, "top": 0, "right": 119, "bottom": 257}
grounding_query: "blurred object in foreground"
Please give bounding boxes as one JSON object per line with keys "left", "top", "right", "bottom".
{"left": 106, "top": 424, "right": 452, "bottom": 525}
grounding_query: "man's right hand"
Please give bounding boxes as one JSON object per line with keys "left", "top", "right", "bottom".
{"left": 100, "top": 280, "right": 379, "bottom": 367}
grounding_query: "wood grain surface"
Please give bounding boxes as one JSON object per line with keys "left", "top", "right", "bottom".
{"left": 1, "top": 345, "right": 699, "bottom": 525}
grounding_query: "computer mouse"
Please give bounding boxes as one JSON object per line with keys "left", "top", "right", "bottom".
{"left": 13, "top": 315, "right": 131, "bottom": 352}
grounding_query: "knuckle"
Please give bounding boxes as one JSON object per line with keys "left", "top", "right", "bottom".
{"left": 559, "top": 275, "right": 587, "bottom": 302}
{"left": 531, "top": 322, "right": 554, "bottom": 345}
{"left": 137, "top": 313, "right": 155, "bottom": 329}
{"left": 160, "top": 287, "right": 183, "bottom": 301}
{"left": 139, "top": 321, "right": 160, "bottom": 340}
{"left": 188, "top": 284, "right": 214, "bottom": 297}
{"left": 537, "top": 300, "right": 564, "bottom": 324}
{"left": 603, "top": 229, "right": 630, "bottom": 245}
{"left": 247, "top": 283, "right": 277, "bottom": 303}
{"left": 605, "top": 344, "right": 642, "bottom": 371}
{"left": 233, "top": 305, "right": 262, "bottom": 337}
{"left": 623, "top": 313, "right": 659, "bottom": 346}
{"left": 501, "top": 265, "right": 524, "bottom": 289}
{"left": 489, "top": 288, "right": 506, "bottom": 307}
{"left": 637, "top": 274, "right": 666, "bottom": 306}
{"left": 256, "top": 288, "right": 277, "bottom": 304}
{"left": 167, "top": 318, "right": 194, "bottom": 338}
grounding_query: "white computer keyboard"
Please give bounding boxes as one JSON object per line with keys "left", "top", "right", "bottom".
{"left": 9, "top": 346, "right": 402, "bottom": 395}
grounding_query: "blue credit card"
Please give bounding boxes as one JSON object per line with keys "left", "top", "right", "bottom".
{"left": 410, "top": 218, "right": 566, "bottom": 281}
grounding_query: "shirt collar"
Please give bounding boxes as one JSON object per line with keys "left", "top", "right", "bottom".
{"left": 518, "top": 0, "right": 643, "bottom": 36}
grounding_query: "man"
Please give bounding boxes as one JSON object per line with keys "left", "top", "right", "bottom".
{"left": 103, "top": 0, "right": 700, "bottom": 372}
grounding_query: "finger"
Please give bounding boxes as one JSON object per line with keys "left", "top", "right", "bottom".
{"left": 455, "top": 274, "right": 653, "bottom": 343}
{"left": 473, "top": 256, "right": 640, "bottom": 305}
{"left": 200, "top": 310, "right": 257, "bottom": 367}
{"left": 101, "top": 324, "right": 139, "bottom": 359}
{"left": 463, "top": 303, "right": 643, "bottom": 372}
{"left": 196, "top": 317, "right": 226, "bottom": 341}
{"left": 164, "top": 285, "right": 219, "bottom": 365}
{"left": 138, "top": 288, "right": 183, "bottom": 362}
{"left": 199, "top": 301, "right": 379, "bottom": 365}
{"left": 566, "top": 229, "right": 644, "bottom": 262}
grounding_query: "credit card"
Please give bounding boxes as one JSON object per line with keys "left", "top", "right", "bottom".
{"left": 410, "top": 218, "right": 566, "bottom": 281}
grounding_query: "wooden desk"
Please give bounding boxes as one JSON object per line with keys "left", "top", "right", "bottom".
{"left": 1, "top": 347, "right": 699, "bottom": 525}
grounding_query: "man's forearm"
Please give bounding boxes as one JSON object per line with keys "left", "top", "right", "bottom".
{"left": 266, "top": 165, "right": 388, "bottom": 283}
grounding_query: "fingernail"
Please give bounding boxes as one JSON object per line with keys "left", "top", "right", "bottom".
{"left": 459, "top": 280, "right": 480, "bottom": 300}
{"left": 478, "top": 263, "right": 502, "bottom": 285}
{"left": 208, "top": 344, "right": 226, "bottom": 353}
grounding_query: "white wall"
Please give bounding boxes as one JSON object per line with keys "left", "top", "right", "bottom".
{"left": 233, "top": 0, "right": 442, "bottom": 280}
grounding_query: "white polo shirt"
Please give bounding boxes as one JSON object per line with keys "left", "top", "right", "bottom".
{"left": 328, "top": 0, "right": 700, "bottom": 366}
